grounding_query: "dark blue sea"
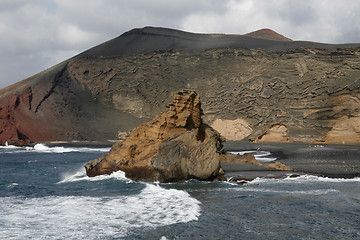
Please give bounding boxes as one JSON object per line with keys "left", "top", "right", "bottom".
{"left": 0, "top": 144, "right": 359, "bottom": 240}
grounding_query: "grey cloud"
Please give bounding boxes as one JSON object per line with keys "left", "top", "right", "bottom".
{"left": 0, "top": 0, "right": 359, "bottom": 89}
{"left": 261, "top": 1, "right": 317, "bottom": 26}
{"left": 0, "top": 0, "right": 33, "bottom": 12}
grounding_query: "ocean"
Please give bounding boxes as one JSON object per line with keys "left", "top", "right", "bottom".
{"left": 0, "top": 143, "right": 359, "bottom": 240}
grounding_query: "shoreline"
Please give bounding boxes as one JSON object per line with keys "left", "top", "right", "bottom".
{"left": 223, "top": 141, "right": 360, "bottom": 179}
{"left": 18, "top": 141, "right": 360, "bottom": 179}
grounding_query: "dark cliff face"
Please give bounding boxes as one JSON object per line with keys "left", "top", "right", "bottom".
{"left": 1, "top": 27, "right": 360, "bottom": 145}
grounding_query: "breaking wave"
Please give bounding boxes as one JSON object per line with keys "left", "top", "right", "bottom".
{"left": 238, "top": 187, "right": 340, "bottom": 195}
{"left": 1, "top": 173, "right": 201, "bottom": 239}
{"left": 0, "top": 145, "right": 23, "bottom": 149}
{"left": 248, "top": 174, "right": 360, "bottom": 184}
{"left": 26, "top": 143, "right": 111, "bottom": 153}
{"left": 58, "top": 168, "right": 131, "bottom": 184}
{"left": 0, "top": 143, "right": 111, "bottom": 154}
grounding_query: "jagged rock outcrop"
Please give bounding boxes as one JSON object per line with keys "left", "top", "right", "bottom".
{"left": 85, "top": 90, "right": 225, "bottom": 182}
{"left": 1, "top": 27, "right": 360, "bottom": 145}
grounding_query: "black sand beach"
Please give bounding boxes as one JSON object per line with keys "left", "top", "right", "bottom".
{"left": 223, "top": 142, "right": 360, "bottom": 179}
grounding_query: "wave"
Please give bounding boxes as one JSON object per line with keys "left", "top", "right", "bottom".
{"left": 248, "top": 174, "right": 360, "bottom": 184}
{"left": 0, "top": 145, "right": 23, "bottom": 149}
{"left": 6, "top": 183, "right": 20, "bottom": 190}
{"left": 0, "top": 183, "right": 201, "bottom": 239}
{"left": 28, "top": 143, "right": 111, "bottom": 153}
{"left": 228, "top": 174, "right": 360, "bottom": 196}
{"left": 0, "top": 143, "right": 111, "bottom": 154}
{"left": 58, "top": 168, "right": 131, "bottom": 184}
{"left": 237, "top": 187, "right": 340, "bottom": 196}
{"left": 229, "top": 150, "right": 277, "bottom": 162}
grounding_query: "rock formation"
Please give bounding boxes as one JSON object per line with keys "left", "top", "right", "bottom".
{"left": 1, "top": 27, "right": 360, "bottom": 145}
{"left": 85, "top": 90, "right": 225, "bottom": 182}
{"left": 222, "top": 153, "right": 292, "bottom": 171}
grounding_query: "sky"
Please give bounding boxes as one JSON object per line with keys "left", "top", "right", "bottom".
{"left": 1, "top": 0, "right": 360, "bottom": 89}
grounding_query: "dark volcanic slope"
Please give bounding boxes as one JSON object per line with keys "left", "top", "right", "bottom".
{"left": 81, "top": 27, "right": 359, "bottom": 58}
{"left": 1, "top": 27, "right": 360, "bottom": 145}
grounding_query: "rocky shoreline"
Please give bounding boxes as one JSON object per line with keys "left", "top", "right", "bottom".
{"left": 22, "top": 140, "right": 360, "bottom": 181}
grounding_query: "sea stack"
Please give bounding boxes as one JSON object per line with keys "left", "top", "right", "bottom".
{"left": 84, "top": 89, "right": 225, "bottom": 182}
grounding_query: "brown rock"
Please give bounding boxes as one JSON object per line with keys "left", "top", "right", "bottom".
{"left": 256, "top": 124, "right": 290, "bottom": 143}
{"left": 211, "top": 118, "right": 252, "bottom": 141}
{"left": 222, "top": 153, "right": 292, "bottom": 171}
{"left": 85, "top": 90, "right": 225, "bottom": 182}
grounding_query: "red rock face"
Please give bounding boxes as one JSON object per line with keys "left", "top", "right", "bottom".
{"left": 0, "top": 62, "right": 144, "bottom": 145}
{"left": 0, "top": 87, "right": 53, "bottom": 145}
{"left": 0, "top": 92, "right": 30, "bottom": 145}
{"left": 244, "top": 28, "right": 292, "bottom": 42}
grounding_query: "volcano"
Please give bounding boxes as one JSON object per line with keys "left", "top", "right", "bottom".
{"left": 244, "top": 28, "right": 292, "bottom": 41}
{"left": 1, "top": 27, "right": 360, "bottom": 145}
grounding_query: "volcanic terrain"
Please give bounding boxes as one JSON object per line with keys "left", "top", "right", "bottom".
{"left": 1, "top": 27, "right": 360, "bottom": 145}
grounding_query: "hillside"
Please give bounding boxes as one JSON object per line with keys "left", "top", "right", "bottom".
{"left": 1, "top": 27, "right": 360, "bottom": 145}
{"left": 244, "top": 28, "right": 292, "bottom": 41}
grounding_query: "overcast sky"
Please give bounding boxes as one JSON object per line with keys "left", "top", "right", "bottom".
{"left": 1, "top": 0, "right": 359, "bottom": 89}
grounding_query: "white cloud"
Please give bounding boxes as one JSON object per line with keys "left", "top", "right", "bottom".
{"left": 0, "top": 0, "right": 359, "bottom": 89}
{"left": 57, "top": 24, "right": 98, "bottom": 46}
{"left": 182, "top": 0, "right": 360, "bottom": 43}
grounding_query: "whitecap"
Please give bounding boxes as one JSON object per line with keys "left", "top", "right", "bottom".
{"left": 6, "top": 183, "right": 19, "bottom": 189}
{"left": 25, "top": 143, "right": 111, "bottom": 153}
{"left": 0, "top": 184, "right": 201, "bottom": 239}
{"left": 237, "top": 187, "right": 340, "bottom": 196}
{"left": 282, "top": 174, "right": 360, "bottom": 183}
{"left": 0, "top": 145, "right": 20, "bottom": 149}
{"left": 58, "top": 169, "right": 131, "bottom": 184}
{"left": 245, "top": 175, "right": 360, "bottom": 185}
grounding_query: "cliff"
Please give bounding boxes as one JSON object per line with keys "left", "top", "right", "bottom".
{"left": 1, "top": 27, "right": 360, "bottom": 145}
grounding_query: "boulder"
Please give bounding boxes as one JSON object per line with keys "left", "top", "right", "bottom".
{"left": 84, "top": 89, "right": 225, "bottom": 182}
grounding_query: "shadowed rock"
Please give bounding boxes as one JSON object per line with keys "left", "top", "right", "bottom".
{"left": 84, "top": 90, "right": 225, "bottom": 182}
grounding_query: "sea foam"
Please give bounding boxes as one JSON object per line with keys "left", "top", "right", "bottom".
{"left": 0, "top": 145, "right": 20, "bottom": 149}
{"left": 58, "top": 168, "right": 131, "bottom": 184}
{"left": 249, "top": 174, "right": 360, "bottom": 184}
{"left": 237, "top": 187, "right": 340, "bottom": 196}
{"left": 26, "top": 143, "right": 111, "bottom": 153}
{"left": 0, "top": 183, "right": 201, "bottom": 239}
